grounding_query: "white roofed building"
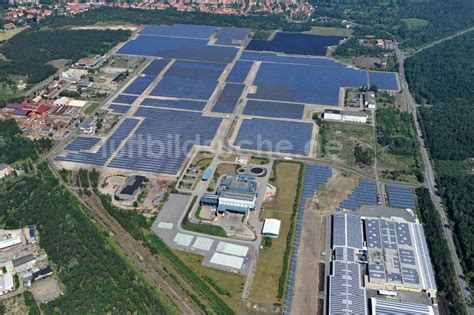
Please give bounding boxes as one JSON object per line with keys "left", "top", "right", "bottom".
{"left": 262, "top": 219, "right": 281, "bottom": 238}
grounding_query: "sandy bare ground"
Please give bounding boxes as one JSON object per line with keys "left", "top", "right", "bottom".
{"left": 30, "top": 277, "right": 62, "bottom": 303}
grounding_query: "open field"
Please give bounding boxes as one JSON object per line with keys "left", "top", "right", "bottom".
{"left": 84, "top": 102, "right": 101, "bottom": 115}
{"left": 313, "top": 170, "right": 359, "bottom": 212}
{"left": 250, "top": 210, "right": 292, "bottom": 304}
{"left": 192, "top": 151, "right": 214, "bottom": 169}
{"left": 305, "top": 26, "right": 353, "bottom": 37}
{"left": 0, "top": 27, "right": 25, "bottom": 42}
{"left": 401, "top": 18, "right": 429, "bottom": 29}
{"left": 324, "top": 121, "right": 374, "bottom": 169}
{"left": 377, "top": 148, "right": 419, "bottom": 183}
{"left": 173, "top": 250, "right": 246, "bottom": 313}
{"left": 263, "top": 162, "right": 301, "bottom": 212}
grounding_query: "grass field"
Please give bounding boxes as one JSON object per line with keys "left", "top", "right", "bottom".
{"left": 324, "top": 121, "right": 374, "bottom": 167}
{"left": 0, "top": 27, "right": 24, "bottom": 42}
{"left": 192, "top": 151, "right": 214, "bottom": 170}
{"left": 305, "top": 26, "right": 353, "bottom": 37}
{"left": 250, "top": 162, "right": 301, "bottom": 305}
{"left": 401, "top": 18, "right": 429, "bottom": 29}
{"left": 84, "top": 102, "right": 101, "bottom": 115}
{"left": 173, "top": 250, "right": 246, "bottom": 312}
{"left": 250, "top": 210, "right": 292, "bottom": 304}
{"left": 263, "top": 162, "right": 301, "bottom": 212}
{"left": 181, "top": 220, "right": 227, "bottom": 238}
{"left": 376, "top": 147, "right": 419, "bottom": 183}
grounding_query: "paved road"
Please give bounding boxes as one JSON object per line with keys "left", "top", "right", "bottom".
{"left": 396, "top": 44, "right": 473, "bottom": 310}
{"left": 405, "top": 27, "right": 474, "bottom": 58}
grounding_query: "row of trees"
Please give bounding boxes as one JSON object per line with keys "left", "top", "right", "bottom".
{"left": 406, "top": 34, "right": 474, "bottom": 293}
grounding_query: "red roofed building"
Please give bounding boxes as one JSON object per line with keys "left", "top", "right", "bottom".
{"left": 2, "top": 23, "right": 16, "bottom": 30}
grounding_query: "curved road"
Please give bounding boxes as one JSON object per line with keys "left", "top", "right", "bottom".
{"left": 396, "top": 42, "right": 473, "bottom": 311}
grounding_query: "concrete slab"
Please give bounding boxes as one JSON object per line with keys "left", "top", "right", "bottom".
{"left": 173, "top": 233, "right": 194, "bottom": 246}
{"left": 157, "top": 222, "right": 173, "bottom": 229}
{"left": 192, "top": 237, "right": 214, "bottom": 251}
{"left": 216, "top": 241, "right": 249, "bottom": 257}
{"left": 210, "top": 252, "right": 244, "bottom": 269}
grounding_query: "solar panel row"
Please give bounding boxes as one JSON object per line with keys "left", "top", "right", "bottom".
{"left": 368, "top": 71, "right": 399, "bottom": 90}
{"left": 386, "top": 184, "right": 415, "bottom": 209}
{"left": 234, "top": 118, "right": 313, "bottom": 156}
{"left": 214, "top": 27, "right": 250, "bottom": 46}
{"left": 340, "top": 178, "right": 377, "bottom": 210}
{"left": 240, "top": 51, "right": 347, "bottom": 67}
{"left": 109, "top": 104, "right": 131, "bottom": 114}
{"left": 211, "top": 83, "right": 245, "bottom": 113}
{"left": 108, "top": 107, "right": 222, "bottom": 174}
{"left": 226, "top": 60, "right": 253, "bottom": 83}
{"left": 112, "top": 94, "right": 138, "bottom": 105}
{"left": 141, "top": 58, "right": 170, "bottom": 76}
{"left": 284, "top": 165, "right": 332, "bottom": 315}
{"left": 140, "top": 98, "right": 206, "bottom": 111}
{"left": 122, "top": 75, "right": 156, "bottom": 95}
{"left": 140, "top": 24, "right": 217, "bottom": 39}
{"left": 65, "top": 137, "right": 101, "bottom": 151}
{"left": 243, "top": 99, "right": 304, "bottom": 119}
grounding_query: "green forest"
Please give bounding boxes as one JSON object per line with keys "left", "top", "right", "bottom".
{"left": 0, "top": 28, "right": 130, "bottom": 85}
{"left": 406, "top": 33, "right": 474, "bottom": 291}
{"left": 310, "top": 0, "right": 473, "bottom": 47}
{"left": 416, "top": 188, "right": 466, "bottom": 315}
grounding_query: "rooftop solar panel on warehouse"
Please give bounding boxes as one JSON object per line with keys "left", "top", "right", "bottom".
{"left": 215, "top": 27, "right": 250, "bottom": 46}
{"left": 339, "top": 178, "right": 377, "bottom": 209}
{"left": 226, "top": 61, "right": 253, "bottom": 83}
{"left": 234, "top": 118, "right": 313, "bottom": 156}
{"left": 211, "top": 83, "right": 245, "bottom": 113}
{"left": 150, "top": 60, "right": 225, "bottom": 100}
{"left": 331, "top": 214, "right": 363, "bottom": 249}
{"left": 55, "top": 118, "right": 140, "bottom": 166}
{"left": 246, "top": 32, "right": 344, "bottom": 56}
{"left": 243, "top": 99, "right": 304, "bottom": 119}
{"left": 109, "top": 104, "right": 131, "bottom": 114}
{"left": 140, "top": 98, "right": 206, "bottom": 111}
{"left": 65, "top": 137, "right": 100, "bottom": 151}
{"left": 250, "top": 62, "right": 367, "bottom": 106}
{"left": 122, "top": 75, "right": 155, "bottom": 95}
{"left": 368, "top": 71, "right": 399, "bottom": 90}
{"left": 140, "top": 24, "right": 217, "bottom": 39}
{"left": 283, "top": 164, "right": 332, "bottom": 315}
{"left": 240, "top": 51, "right": 347, "bottom": 67}
{"left": 371, "top": 298, "right": 433, "bottom": 315}
{"left": 117, "top": 35, "right": 238, "bottom": 63}
{"left": 386, "top": 184, "right": 416, "bottom": 208}
{"left": 108, "top": 107, "right": 222, "bottom": 174}
{"left": 112, "top": 94, "right": 138, "bottom": 105}
{"left": 142, "top": 58, "right": 170, "bottom": 76}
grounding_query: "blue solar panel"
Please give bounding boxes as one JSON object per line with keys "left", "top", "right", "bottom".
{"left": 109, "top": 107, "right": 222, "bottom": 174}
{"left": 109, "top": 104, "right": 131, "bottom": 114}
{"left": 250, "top": 62, "right": 367, "bottom": 106}
{"left": 140, "top": 24, "right": 217, "bottom": 39}
{"left": 340, "top": 178, "right": 377, "bottom": 210}
{"left": 246, "top": 32, "right": 344, "bottom": 56}
{"left": 65, "top": 137, "right": 101, "bottom": 151}
{"left": 55, "top": 119, "right": 140, "bottom": 166}
{"left": 234, "top": 118, "right": 313, "bottom": 156}
{"left": 122, "top": 75, "right": 155, "bottom": 95}
{"left": 140, "top": 98, "right": 206, "bottom": 111}
{"left": 150, "top": 60, "right": 225, "bottom": 100}
{"left": 369, "top": 71, "right": 399, "bottom": 90}
{"left": 386, "top": 184, "right": 416, "bottom": 208}
{"left": 117, "top": 35, "right": 238, "bottom": 63}
{"left": 211, "top": 83, "right": 245, "bottom": 113}
{"left": 226, "top": 61, "right": 253, "bottom": 83}
{"left": 240, "top": 51, "right": 348, "bottom": 67}
{"left": 112, "top": 94, "right": 138, "bottom": 105}
{"left": 142, "top": 58, "right": 170, "bottom": 76}
{"left": 243, "top": 99, "right": 304, "bottom": 119}
{"left": 215, "top": 27, "right": 250, "bottom": 46}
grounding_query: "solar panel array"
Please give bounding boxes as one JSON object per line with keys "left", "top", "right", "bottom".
{"left": 215, "top": 27, "right": 250, "bottom": 46}
{"left": 240, "top": 51, "right": 347, "bottom": 67}
{"left": 211, "top": 83, "right": 245, "bottom": 113}
{"left": 234, "top": 118, "right": 313, "bottom": 156}
{"left": 246, "top": 32, "right": 343, "bottom": 56}
{"left": 55, "top": 118, "right": 140, "bottom": 165}
{"left": 65, "top": 137, "right": 100, "bottom": 151}
{"left": 284, "top": 165, "right": 332, "bottom": 314}
{"left": 331, "top": 214, "right": 363, "bottom": 249}
{"left": 249, "top": 62, "right": 367, "bottom": 106}
{"left": 372, "top": 299, "right": 433, "bottom": 315}
{"left": 151, "top": 60, "right": 226, "bottom": 100}
{"left": 328, "top": 260, "right": 367, "bottom": 315}
{"left": 108, "top": 107, "right": 222, "bottom": 174}
{"left": 109, "top": 104, "right": 131, "bottom": 114}
{"left": 339, "top": 178, "right": 377, "bottom": 209}
{"left": 368, "top": 71, "right": 399, "bottom": 90}
{"left": 140, "top": 98, "right": 206, "bottom": 111}
{"left": 142, "top": 58, "right": 170, "bottom": 76}
{"left": 386, "top": 184, "right": 416, "bottom": 208}
{"left": 226, "top": 60, "right": 253, "bottom": 83}
{"left": 413, "top": 223, "right": 437, "bottom": 291}
{"left": 243, "top": 99, "right": 304, "bottom": 119}
{"left": 122, "top": 75, "right": 155, "bottom": 95}
{"left": 112, "top": 94, "right": 138, "bottom": 105}
{"left": 140, "top": 24, "right": 217, "bottom": 39}
{"left": 117, "top": 34, "right": 238, "bottom": 63}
